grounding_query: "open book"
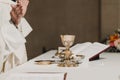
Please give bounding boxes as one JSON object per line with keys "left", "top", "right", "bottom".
{"left": 70, "top": 42, "right": 110, "bottom": 61}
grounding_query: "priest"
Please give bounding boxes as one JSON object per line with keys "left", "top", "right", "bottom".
{"left": 0, "top": 0, "right": 32, "bottom": 73}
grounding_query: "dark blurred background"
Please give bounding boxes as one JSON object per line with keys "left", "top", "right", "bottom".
{"left": 25, "top": 0, "right": 120, "bottom": 59}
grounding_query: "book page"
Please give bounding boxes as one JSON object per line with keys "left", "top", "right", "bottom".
{"left": 81, "top": 42, "right": 109, "bottom": 59}
{"left": 71, "top": 42, "right": 110, "bottom": 59}
{"left": 70, "top": 42, "right": 92, "bottom": 55}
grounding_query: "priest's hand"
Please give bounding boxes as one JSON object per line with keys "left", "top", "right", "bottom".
{"left": 10, "top": 0, "right": 29, "bottom": 26}
{"left": 17, "top": 0, "right": 29, "bottom": 16}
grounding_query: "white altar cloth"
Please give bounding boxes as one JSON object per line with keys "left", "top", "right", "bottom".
{"left": 5, "top": 72, "right": 66, "bottom": 80}
{"left": 0, "top": 50, "right": 120, "bottom": 80}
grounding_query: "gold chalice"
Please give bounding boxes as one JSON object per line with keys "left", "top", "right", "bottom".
{"left": 61, "top": 35, "right": 75, "bottom": 60}
{"left": 58, "top": 35, "right": 78, "bottom": 67}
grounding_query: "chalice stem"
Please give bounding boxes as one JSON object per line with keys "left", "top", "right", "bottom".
{"left": 64, "top": 49, "right": 71, "bottom": 60}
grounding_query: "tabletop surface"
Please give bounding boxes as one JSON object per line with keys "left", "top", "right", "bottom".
{"left": 0, "top": 50, "right": 120, "bottom": 80}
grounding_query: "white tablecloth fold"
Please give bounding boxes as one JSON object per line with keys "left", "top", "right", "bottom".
{"left": 5, "top": 72, "right": 67, "bottom": 80}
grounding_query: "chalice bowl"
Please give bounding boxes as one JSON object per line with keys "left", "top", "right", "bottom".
{"left": 58, "top": 35, "right": 78, "bottom": 67}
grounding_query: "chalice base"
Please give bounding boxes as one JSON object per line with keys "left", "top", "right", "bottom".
{"left": 57, "top": 60, "right": 78, "bottom": 67}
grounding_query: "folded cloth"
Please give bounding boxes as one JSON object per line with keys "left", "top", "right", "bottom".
{"left": 17, "top": 18, "right": 33, "bottom": 37}
{"left": 5, "top": 72, "right": 67, "bottom": 80}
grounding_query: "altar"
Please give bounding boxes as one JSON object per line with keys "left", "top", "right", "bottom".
{"left": 0, "top": 50, "right": 120, "bottom": 80}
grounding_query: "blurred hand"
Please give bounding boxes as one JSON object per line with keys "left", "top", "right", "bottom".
{"left": 17, "top": 0, "right": 29, "bottom": 16}
{"left": 10, "top": 0, "right": 29, "bottom": 26}
{"left": 10, "top": 3, "right": 22, "bottom": 26}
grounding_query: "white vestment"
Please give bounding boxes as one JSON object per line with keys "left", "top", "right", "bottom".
{"left": 0, "top": 0, "right": 32, "bottom": 73}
